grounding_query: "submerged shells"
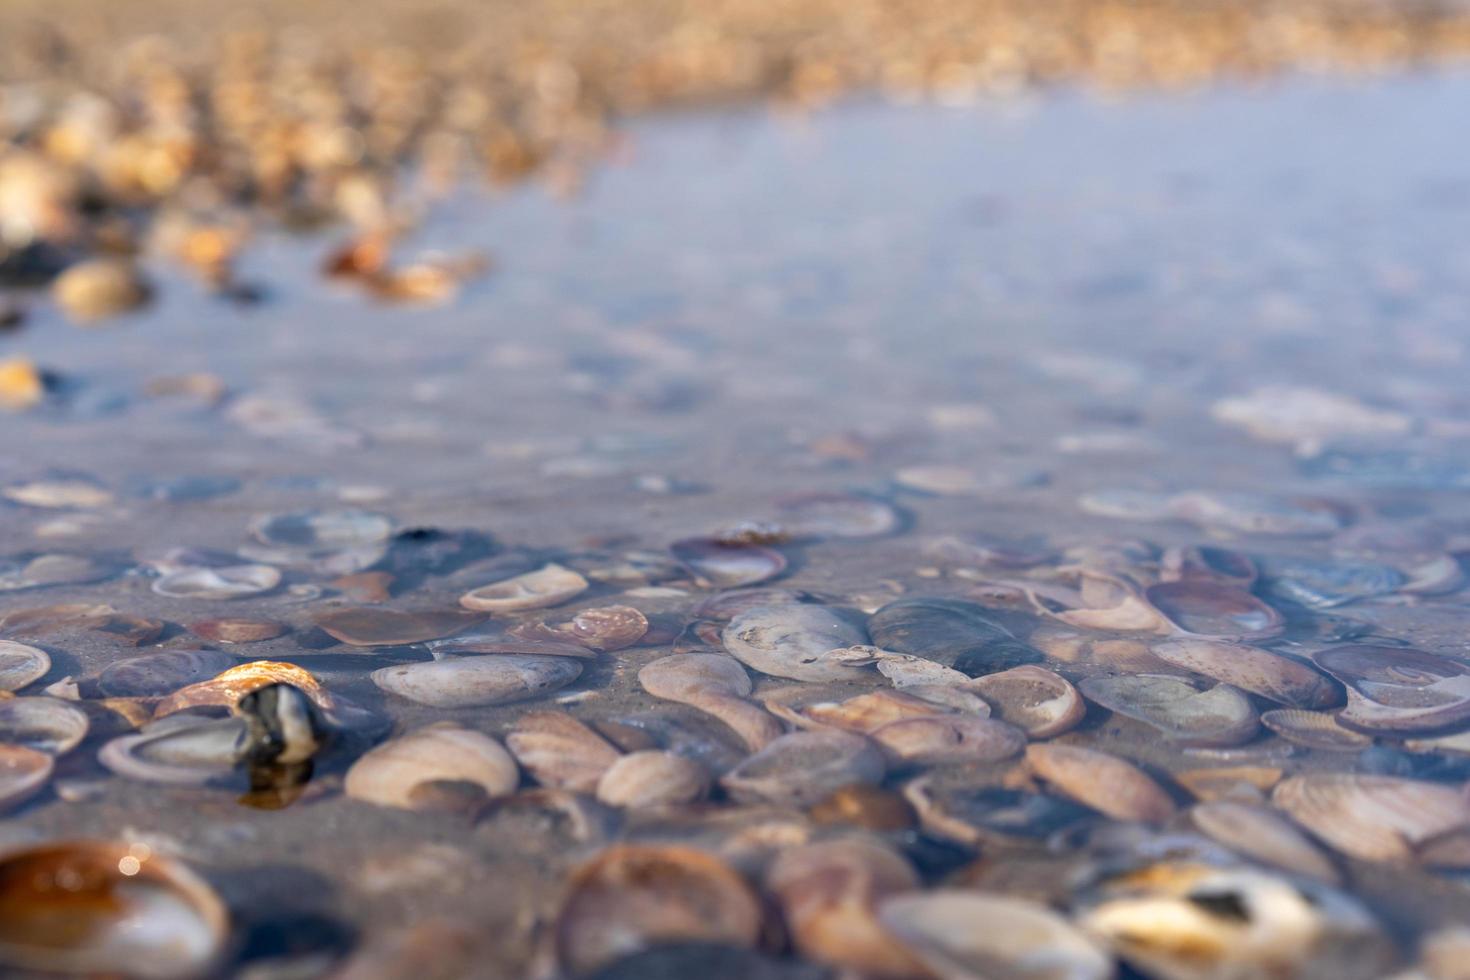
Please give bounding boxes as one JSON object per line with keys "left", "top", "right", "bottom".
{"left": 722, "top": 604, "right": 869, "bottom": 683}
{"left": 459, "top": 563, "right": 589, "bottom": 613}
{"left": 1313, "top": 645, "right": 1470, "bottom": 734}
{"left": 371, "top": 654, "right": 581, "bottom": 708}
{"left": 0, "top": 745, "right": 52, "bottom": 810}
{"left": 1025, "top": 744, "right": 1177, "bottom": 823}
{"left": 53, "top": 259, "right": 152, "bottom": 323}
{"left": 506, "top": 711, "right": 621, "bottom": 791}
{"left": 152, "top": 564, "right": 281, "bottom": 600}
{"left": 775, "top": 492, "right": 902, "bottom": 539}
{"left": 595, "top": 751, "right": 710, "bottom": 808}
{"left": 1260, "top": 709, "right": 1372, "bottom": 751}
{"left": 671, "top": 538, "right": 787, "bottom": 588}
{"left": 0, "top": 697, "right": 89, "bottom": 754}
{"left": 242, "top": 509, "right": 393, "bottom": 574}
{"left": 869, "top": 716, "right": 1026, "bottom": 767}
{"left": 638, "top": 654, "right": 783, "bottom": 751}
{"left": 345, "top": 724, "right": 518, "bottom": 812}
{"left": 98, "top": 715, "right": 244, "bottom": 785}
{"left": 99, "top": 650, "right": 238, "bottom": 698}
{"left": 1190, "top": 800, "right": 1340, "bottom": 881}
{"left": 316, "top": 607, "right": 483, "bottom": 646}
{"left": 1271, "top": 774, "right": 1470, "bottom": 865}
{"left": 1152, "top": 638, "right": 1339, "bottom": 708}
{"left": 867, "top": 597, "right": 1040, "bottom": 675}
{"left": 1143, "top": 580, "right": 1285, "bottom": 641}
{"left": 967, "top": 665, "right": 1085, "bottom": 738}
{"left": 0, "top": 641, "right": 49, "bottom": 692}
{"left": 721, "top": 731, "right": 885, "bottom": 806}
{"left": 1080, "top": 674, "right": 1258, "bottom": 747}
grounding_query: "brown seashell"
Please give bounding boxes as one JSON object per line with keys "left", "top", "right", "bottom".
{"left": 1025, "top": 744, "right": 1177, "bottom": 823}
{"left": 808, "top": 785, "right": 917, "bottom": 831}
{"left": 721, "top": 731, "right": 884, "bottom": 807}
{"left": 52, "top": 259, "right": 151, "bottom": 324}
{"left": 1272, "top": 774, "right": 1470, "bottom": 865}
{"left": 1175, "top": 766, "right": 1283, "bottom": 802}
{"left": 458, "top": 563, "right": 588, "bottom": 613}
{"left": 0, "top": 697, "right": 89, "bottom": 754}
{"left": 638, "top": 654, "right": 783, "bottom": 752}
{"left": 505, "top": 711, "right": 622, "bottom": 792}
{"left": 1031, "top": 571, "right": 1167, "bottom": 633}
{"left": 566, "top": 605, "right": 649, "bottom": 651}
{"left": 868, "top": 716, "right": 1026, "bottom": 767}
{"left": 554, "top": 845, "right": 763, "bottom": 976}
{"left": 331, "top": 571, "right": 395, "bottom": 603}
{"left": 670, "top": 538, "right": 787, "bottom": 589}
{"left": 98, "top": 650, "right": 237, "bottom": 698}
{"left": 0, "top": 840, "right": 229, "bottom": 978}
{"left": 153, "top": 661, "right": 331, "bottom": 718}
{"left": 799, "top": 690, "right": 949, "bottom": 733}
{"left": 967, "top": 665, "right": 1084, "bottom": 738}
{"left": 315, "top": 607, "right": 483, "bottom": 647}
{"left": 345, "top": 723, "right": 518, "bottom": 812}
{"left": 1078, "top": 674, "right": 1259, "bottom": 747}
{"left": 371, "top": 655, "right": 581, "bottom": 708}
{"left": 1144, "top": 580, "right": 1284, "bottom": 641}
{"left": 1313, "top": 645, "right": 1470, "bottom": 734}
{"left": 187, "top": 618, "right": 288, "bottom": 645}
{"left": 0, "top": 640, "right": 50, "bottom": 692}
{"left": 595, "top": 751, "right": 710, "bottom": 808}
{"left": 765, "top": 837, "right": 926, "bottom": 977}
{"left": 1190, "top": 801, "right": 1340, "bottom": 882}
{"left": 1152, "top": 638, "right": 1339, "bottom": 708}
{"left": 0, "top": 745, "right": 52, "bottom": 810}
{"left": 1260, "top": 709, "right": 1372, "bottom": 751}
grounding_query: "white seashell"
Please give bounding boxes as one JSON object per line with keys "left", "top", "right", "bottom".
{"left": 458, "top": 563, "right": 588, "bottom": 612}
{"left": 505, "top": 711, "right": 622, "bottom": 792}
{"left": 371, "top": 654, "right": 581, "bottom": 708}
{"left": 722, "top": 604, "right": 870, "bottom": 682}
{"left": 345, "top": 723, "right": 518, "bottom": 811}
{"left": 152, "top": 564, "right": 281, "bottom": 600}
{"left": 595, "top": 751, "right": 709, "bottom": 808}
{"left": 638, "top": 654, "right": 783, "bottom": 751}
{"left": 0, "top": 697, "right": 89, "bottom": 754}
{"left": 0, "top": 640, "right": 50, "bottom": 692}
{"left": 967, "top": 665, "right": 1085, "bottom": 738}
{"left": 98, "top": 715, "right": 244, "bottom": 785}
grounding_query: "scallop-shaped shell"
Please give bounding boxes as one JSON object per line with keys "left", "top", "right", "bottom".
{"left": 638, "top": 654, "right": 783, "bottom": 752}
{"left": 505, "top": 711, "right": 622, "bottom": 792}
{"left": 0, "top": 745, "right": 52, "bottom": 810}
{"left": 345, "top": 724, "right": 519, "bottom": 812}
{"left": 566, "top": 605, "right": 648, "bottom": 650}
{"left": 371, "top": 654, "right": 581, "bottom": 708}
{"left": 1152, "top": 638, "right": 1339, "bottom": 708}
{"left": 0, "top": 697, "right": 89, "bottom": 754}
{"left": 775, "top": 492, "right": 902, "bottom": 539}
{"left": 670, "top": 538, "right": 787, "bottom": 588}
{"left": 968, "top": 665, "right": 1085, "bottom": 738}
{"left": 766, "top": 837, "right": 926, "bottom": 977}
{"left": 1260, "top": 709, "right": 1372, "bottom": 751}
{"left": 880, "top": 889, "right": 1113, "bottom": 980}
{"left": 0, "top": 840, "right": 229, "bottom": 979}
{"left": 554, "top": 845, "right": 764, "bottom": 976}
{"left": 866, "top": 597, "right": 1040, "bottom": 674}
{"left": 721, "top": 731, "right": 885, "bottom": 807}
{"left": 1025, "top": 744, "right": 1177, "bottom": 824}
{"left": 153, "top": 661, "right": 332, "bottom": 718}
{"left": 152, "top": 564, "right": 281, "bottom": 600}
{"left": 1313, "top": 644, "right": 1470, "bottom": 734}
{"left": 869, "top": 716, "right": 1026, "bottom": 767}
{"left": 1143, "top": 581, "right": 1284, "bottom": 641}
{"left": 98, "top": 650, "right": 238, "bottom": 698}
{"left": 98, "top": 715, "right": 244, "bottom": 785}
{"left": 1190, "top": 801, "right": 1339, "bottom": 882}
{"left": 0, "top": 641, "right": 49, "bottom": 692}
{"left": 595, "top": 751, "right": 710, "bottom": 809}
{"left": 459, "top": 562, "right": 589, "bottom": 613}
{"left": 315, "top": 607, "right": 483, "bottom": 646}
{"left": 722, "top": 604, "right": 869, "bottom": 682}
{"left": 1271, "top": 774, "right": 1470, "bottom": 865}
{"left": 1078, "top": 675, "right": 1258, "bottom": 747}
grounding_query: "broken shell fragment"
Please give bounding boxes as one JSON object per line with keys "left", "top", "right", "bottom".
{"left": 869, "top": 716, "right": 1026, "bottom": 767}
{"left": 1260, "top": 709, "right": 1372, "bottom": 751}
{"left": 0, "top": 697, "right": 89, "bottom": 754}
{"left": 98, "top": 650, "right": 238, "bottom": 698}
{"left": 1078, "top": 674, "right": 1259, "bottom": 747}
{"left": 721, "top": 731, "right": 884, "bottom": 807}
{"left": 722, "top": 604, "right": 869, "bottom": 683}
{"left": 315, "top": 607, "right": 483, "bottom": 646}
{"left": 671, "top": 537, "right": 787, "bottom": 588}
{"left": 554, "top": 845, "right": 763, "bottom": 976}
{"left": 1313, "top": 645, "right": 1470, "bottom": 734}
{"left": 638, "top": 654, "right": 783, "bottom": 751}
{"left": 371, "top": 654, "right": 582, "bottom": 708}
{"left": 0, "top": 641, "right": 50, "bottom": 692}
{"left": 1152, "top": 638, "right": 1339, "bottom": 708}
{"left": 153, "top": 662, "right": 331, "bottom": 718}
{"left": 0, "top": 840, "right": 228, "bottom": 979}
{"left": 152, "top": 564, "right": 281, "bottom": 600}
{"left": 1190, "top": 800, "right": 1340, "bottom": 882}
{"left": 595, "top": 751, "right": 710, "bottom": 808}
{"left": 867, "top": 597, "right": 1041, "bottom": 675}
{"left": 967, "top": 665, "right": 1085, "bottom": 738}
{"left": 98, "top": 715, "right": 245, "bottom": 785}
{"left": 458, "top": 562, "right": 588, "bottom": 612}
{"left": 0, "top": 745, "right": 52, "bottom": 810}
{"left": 1025, "top": 744, "right": 1177, "bottom": 824}
{"left": 345, "top": 724, "right": 518, "bottom": 812}
{"left": 1271, "top": 773, "right": 1470, "bottom": 865}
{"left": 505, "top": 711, "right": 622, "bottom": 792}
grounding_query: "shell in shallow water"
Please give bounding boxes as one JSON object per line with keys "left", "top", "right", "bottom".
{"left": 1078, "top": 674, "right": 1258, "bottom": 747}
{"left": 1260, "top": 709, "right": 1372, "bottom": 751}
{"left": 315, "top": 607, "right": 483, "bottom": 646}
{"left": 671, "top": 538, "right": 787, "bottom": 588}
{"left": 868, "top": 716, "right": 1026, "bottom": 767}
{"left": 1151, "top": 638, "right": 1339, "bottom": 709}
{"left": 1271, "top": 773, "right": 1470, "bottom": 866}
{"left": 1025, "top": 744, "right": 1177, "bottom": 824}
{"left": 152, "top": 563, "right": 280, "bottom": 600}
{"left": 722, "top": 604, "right": 869, "bottom": 683}
{"left": 595, "top": 751, "right": 710, "bottom": 809}
{"left": 98, "top": 650, "right": 238, "bottom": 699}
{"left": 0, "top": 745, "right": 52, "bottom": 810}
{"left": 98, "top": 715, "right": 244, "bottom": 785}
{"left": 720, "top": 731, "right": 885, "bottom": 807}
{"left": 1189, "top": 801, "right": 1340, "bottom": 882}
{"left": 0, "top": 697, "right": 89, "bottom": 754}
{"left": 1143, "top": 580, "right": 1284, "bottom": 641}
{"left": 1313, "top": 644, "right": 1470, "bottom": 734}
{"left": 0, "top": 641, "right": 49, "bottom": 692}
{"left": 371, "top": 654, "right": 582, "bottom": 708}
{"left": 458, "top": 563, "right": 589, "bottom": 613}
{"left": 638, "top": 654, "right": 783, "bottom": 752}
{"left": 505, "top": 711, "right": 622, "bottom": 792}
{"left": 867, "top": 597, "right": 1041, "bottom": 675}
{"left": 345, "top": 724, "right": 518, "bottom": 812}
{"left": 966, "top": 665, "right": 1085, "bottom": 739}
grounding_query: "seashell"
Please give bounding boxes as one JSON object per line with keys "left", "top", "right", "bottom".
{"left": 315, "top": 607, "right": 483, "bottom": 647}
{"left": 1143, "top": 580, "right": 1284, "bottom": 641}
{"left": 152, "top": 564, "right": 281, "bottom": 600}
{"left": 0, "top": 840, "right": 228, "bottom": 979}
{"left": 766, "top": 837, "right": 925, "bottom": 977}
{"left": 901, "top": 683, "right": 997, "bottom": 716}
{"left": 691, "top": 588, "right": 807, "bottom": 622}
{"left": 1078, "top": 675, "right": 1259, "bottom": 747}
{"left": 1260, "top": 709, "right": 1372, "bottom": 751}
{"left": 242, "top": 509, "right": 393, "bottom": 574}
{"left": 1211, "top": 385, "right": 1411, "bottom": 447}
{"left": 0, "top": 745, "right": 52, "bottom": 809}
{"left": 1169, "top": 490, "right": 1346, "bottom": 537}
{"left": 1024, "top": 572, "right": 1168, "bottom": 634}
{"left": 0, "top": 357, "right": 44, "bottom": 412}
{"left": 1190, "top": 801, "right": 1340, "bottom": 882}
{"left": 1152, "top": 638, "right": 1339, "bottom": 708}
{"left": 1261, "top": 557, "right": 1405, "bottom": 609}
{"left": 583, "top": 943, "right": 828, "bottom": 980}
{"left": 875, "top": 653, "right": 972, "bottom": 688}
{"left": 670, "top": 538, "right": 787, "bottom": 588}
{"left": 1399, "top": 553, "right": 1466, "bottom": 596}
{"left": 868, "top": 716, "right": 1026, "bottom": 767}
{"left": 1271, "top": 774, "right": 1470, "bottom": 865}
{"left": 0, "top": 640, "right": 49, "bottom": 691}
{"left": 595, "top": 751, "right": 710, "bottom": 808}
{"left": 458, "top": 562, "right": 588, "bottom": 612}
{"left": 721, "top": 731, "right": 884, "bottom": 807}
{"left": 53, "top": 259, "right": 152, "bottom": 323}
{"left": 1160, "top": 545, "right": 1257, "bottom": 587}
{"left": 234, "top": 683, "right": 328, "bottom": 768}
{"left": 154, "top": 661, "right": 332, "bottom": 718}
{"left": 808, "top": 784, "right": 917, "bottom": 832}
{"left": 98, "top": 715, "right": 244, "bottom": 785}
{"left": 774, "top": 492, "right": 901, "bottom": 539}
{"left": 345, "top": 723, "right": 518, "bottom": 812}
{"left": 867, "top": 597, "right": 1041, "bottom": 675}
{"left": 1080, "top": 862, "right": 1388, "bottom": 980}
{"left": 0, "top": 697, "right": 89, "bottom": 753}
{"left": 1025, "top": 744, "right": 1177, "bottom": 824}
{"left": 432, "top": 635, "right": 596, "bottom": 660}
{"left": 881, "top": 889, "right": 1112, "bottom": 980}
{"left": 795, "top": 689, "right": 954, "bottom": 732}
{"left": 967, "top": 665, "right": 1085, "bottom": 738}
{"left": 2, "top": 477, "right": 113, "bottom": 509}
{"left": 638, "top": 654, "right": 783, "bottom": 752}
{"left": 903, "top": 775, "right": 1095, "bottom": 846}
{"left": 187, "top": 618, "right": 288, "bottom": 644}
{"left": 554, "top": 845, "right": 764, "bottom": 976}
{"left": 98, "top": 650, "right": 238, "bottom": 698}
{"left": 1174, "top": 766, "right": 1283, "bottom": 802}
{"left": 371, "top": 654, "right": 581, "bottom": 708}
{"left": 1313, "top": 645, "right": 1470, "bottom": 734}
{"left": 0, "top": 553, "right": 114, "bottom": 591}
{"left": 565, "top": 605, "right": 649, "bottom": 650}
{"left": 722, "top": 604, "right": 870, "bottom": 683}
{"left": 505, "top": 711, "right": 621, "bottom": 791}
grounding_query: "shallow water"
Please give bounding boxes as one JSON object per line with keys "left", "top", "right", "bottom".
{"left": 5, "top": 71, "right": 1470, "bottom": 976}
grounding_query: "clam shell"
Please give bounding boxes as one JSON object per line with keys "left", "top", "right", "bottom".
{"left": 0, "top": 640, "right": 49, "bottom": 692}
{"left": 1078, "top": 674, "right": 1259, "bottom": 747}
{"left": 0, "top": 840, "right": 229, "bottom": 979}
{"left": 1271, "top": 774, "right": 1470, "bottom": 865}
{"left": 315, "top": 607, "right": 483, "bottom": 646}
{"left": 670, "top": 538, "right": 787, "bottom": 588}
{"left": 506, "top": 711, "right": 622, "bottom": 791}
{"left": 152, "top": 563, "right": 281, "bottom": 600}
{"left": 690, "top": 588, "right": 806, "bottom": 622}
{"left": 1152, "top": 638, "right": 1339, "bottom": 708}
{"left": 154, "top": 661, "right": 332, "bottom": 718}
{"left": 554, "top": 845, "right": 764, "bottom": 976}
{"left": 458, "top": 562, "right": 589, "bottom": 613}
{"left": 98, "top": 650, "right": 238, "bottom": 698}
{"left": 1174, "top": 766, "right": 1283, "bottom": 802}
{"left": 98, "top": 715, "right": 244, "bottom": 785}
{"left": 1261, "top": 557, "right": 1404, "bottom": 610}
{"left": 1190, "top": 800, "right": 1339, "bottom": 882}
{"left": 0, "top": 697, "right": 89, "bottom": 753}
{"left": 1025, "top": 744, "right": 1177, "bottom": 824}
{"left": 903, "top": 776, "right": 1096, "bottom": 846}
{"left": 638, "top": 654, "right": 783, "bottom": 752}
{"left": 595, "top": 751, "right": 710, "bottom": 808}
{"left": 1313, "top": 644, "right": 1470, "bottom": 734}
{"left": 1260, "top": 709, "right": 1372, "bottom": 751}
{"left": 371, "top": 654, "right": 581, "bottom": 708}
{"left": 880, "top": 889, "right": 1112, "bottom": 980}
{"left": 721, "top": 731, "right": 885, "bottom": 807}
{"left": 868, "top": 716, "right": 1026, "bottom": 767}
{"left": 722, "top": 604, "right": 869, "bottom": 682}
{"left": 345, "top": 723, "right": 519, "bottom": 811}
{"left": 766, "top": 837, "right": 926, "bottom": 977}
{"left": 0, "top": 745, "right": 52, "bottom": 809}
{"left": 967, "top": 665, "right": 1085, "bottom": 738}
{"left": 566, "top": 605, "right": 649, "bottom": 650}
{"left": 1143, "top": 581, "right": 1284, "bottom": 641}
{"left": 775, "top": 492, "right": 901, "bottom": 539}
{"left": 187, "top": 618, "right": 288, "bottom": 644}
{"left": 867, "top": 597, "right": 1041, "bottom": 674}
{"left": 796, "top": 690, "right": 952, "bottom": 733}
